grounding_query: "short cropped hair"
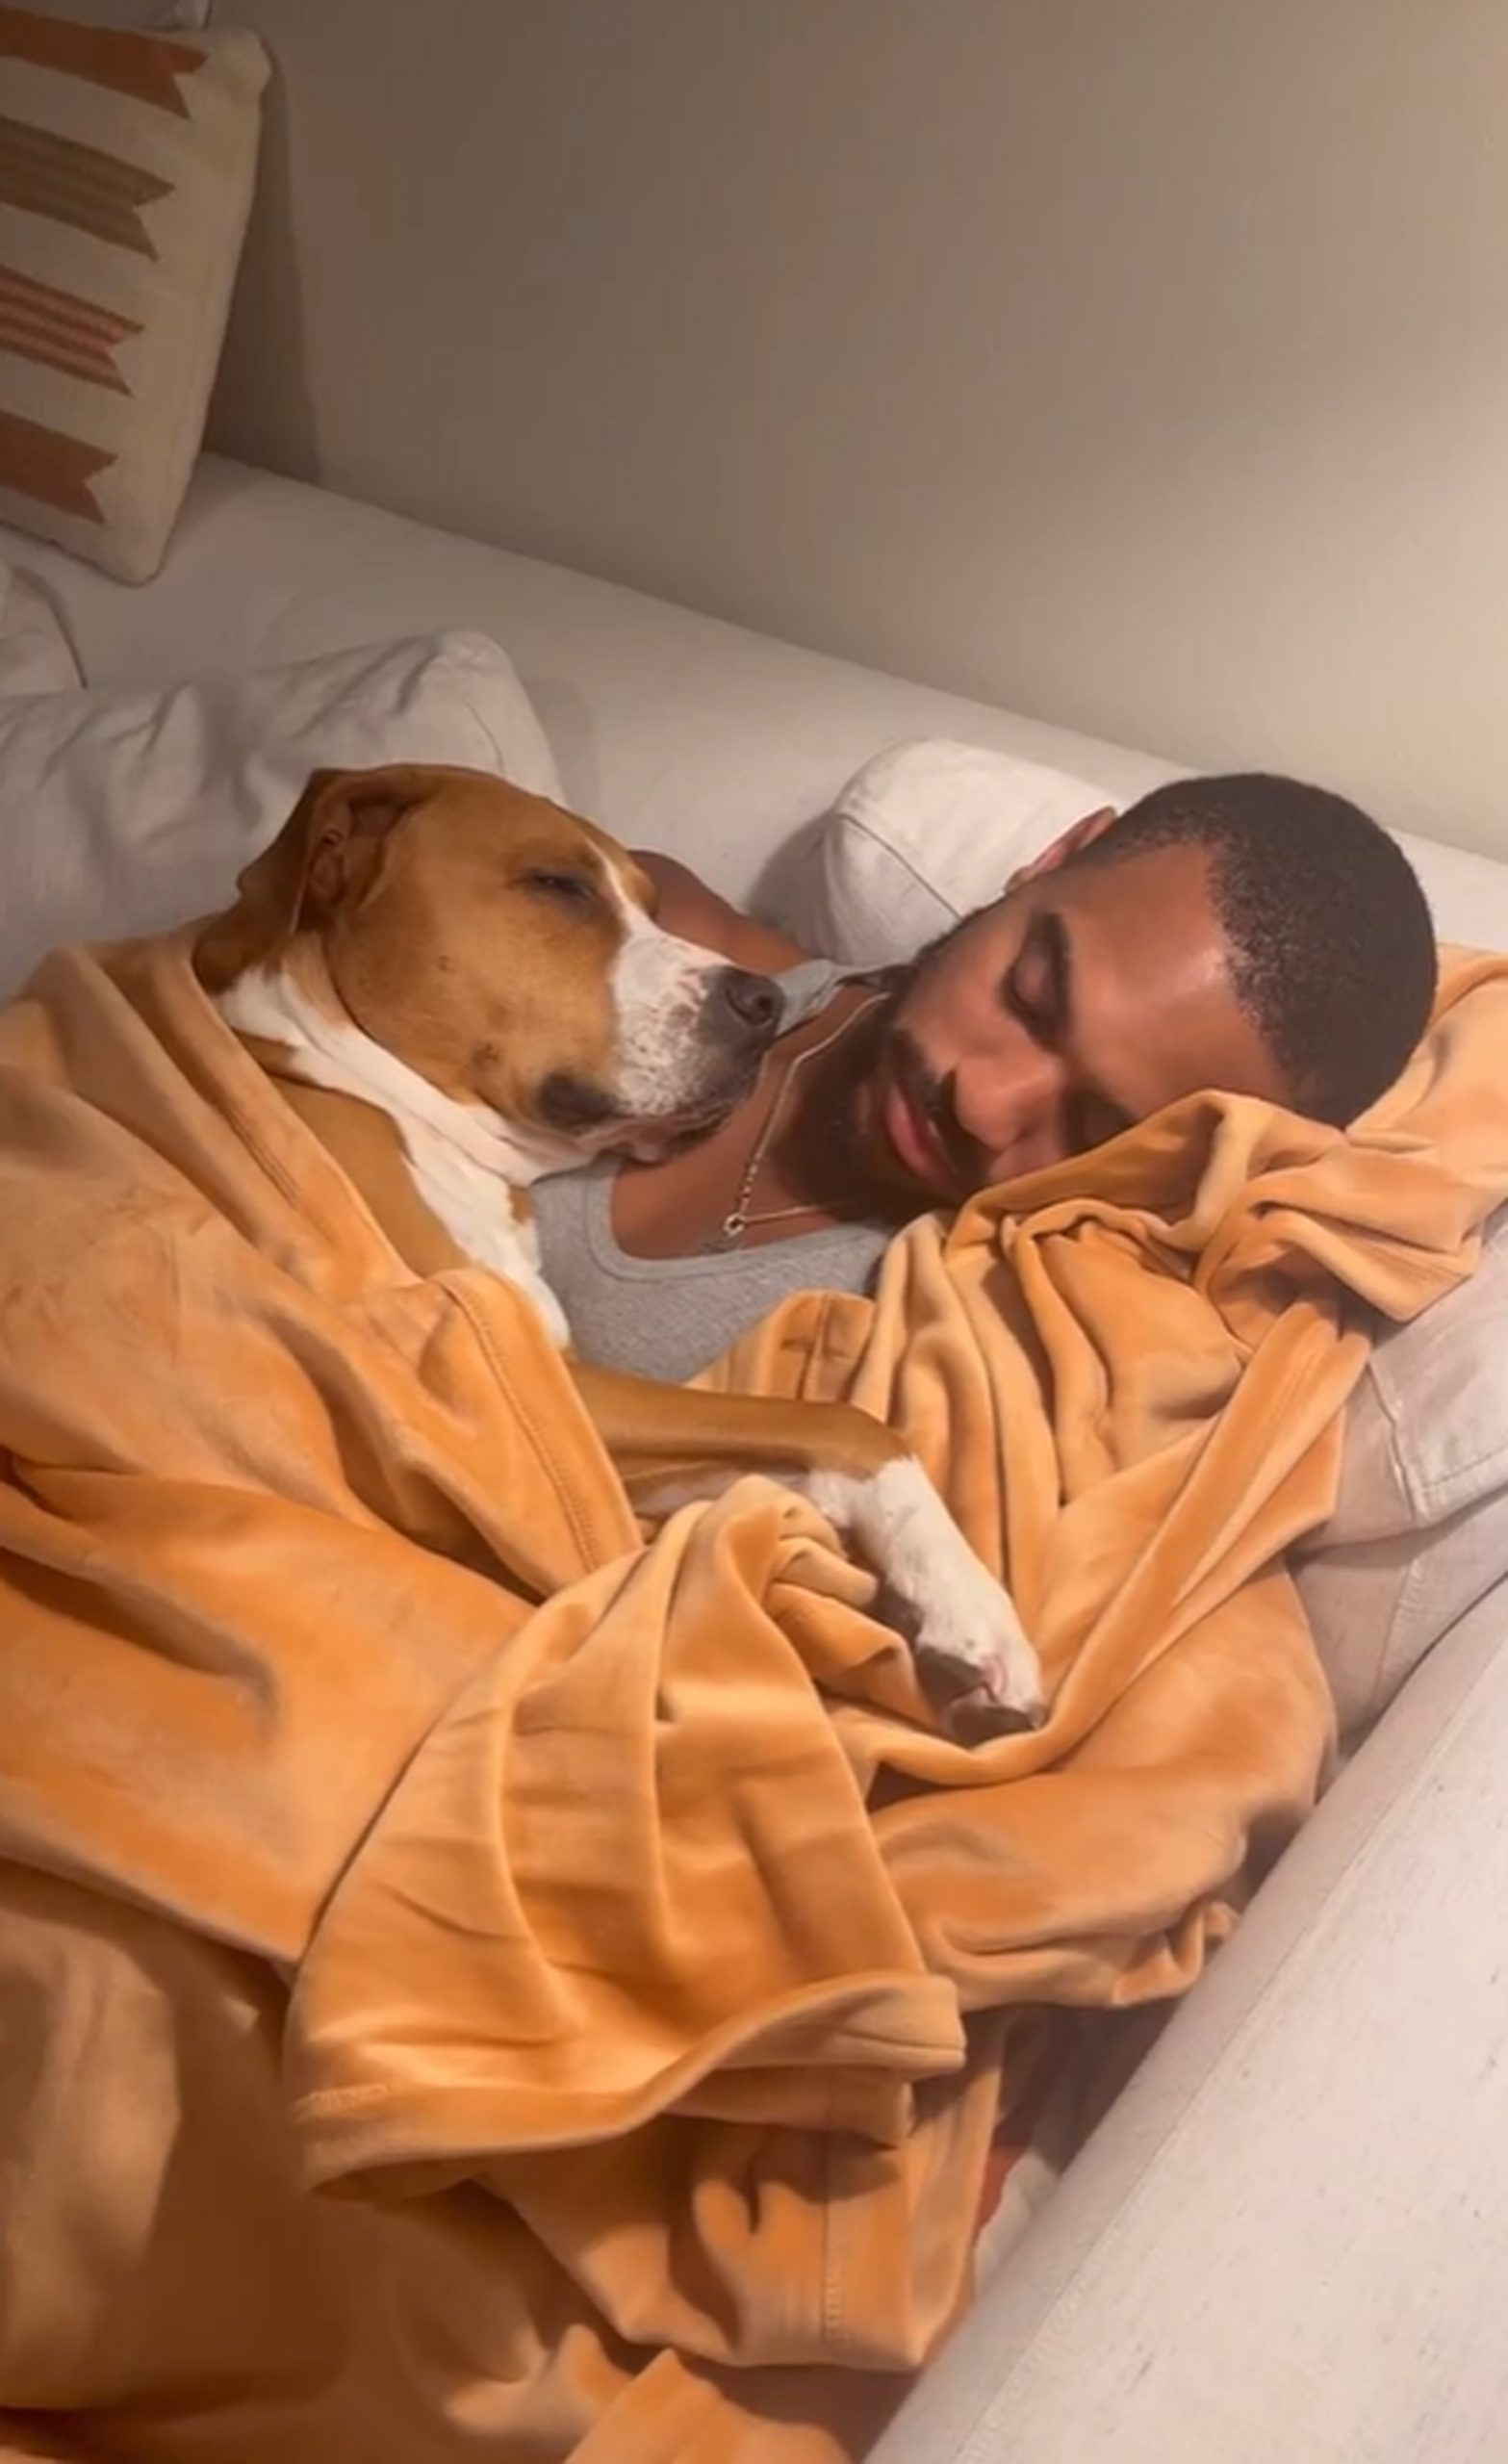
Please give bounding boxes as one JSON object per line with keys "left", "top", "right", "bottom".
{"left": 1078, "top": 772, "right": 1438, "bottom": 1124}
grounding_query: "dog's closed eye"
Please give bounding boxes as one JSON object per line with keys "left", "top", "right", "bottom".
{"left": 525, "top": 868, "right": 599, "bottom": 911}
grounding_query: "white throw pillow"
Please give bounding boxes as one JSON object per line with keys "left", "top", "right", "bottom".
{"left": 0, "top": 629, "right": 561, "bottom": 998}
{"left": 805, "top": 736, "right": 1508, "bottom": 964}
{"left": 1296, "top": 1207, "right": 1508, "bottom": 1745}
{"left": 0, "top": 561, "right": 82, "bottom": 697}
{"left": 800, "top": 738, "right": 1157, "bottom": 964}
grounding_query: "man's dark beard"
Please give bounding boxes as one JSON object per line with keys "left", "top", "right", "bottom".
{"left": 789, "top": 950, "right": 981, "bottom": 1213}
{"left": 755, "top": 971, "right": 896, "bottom": 1205}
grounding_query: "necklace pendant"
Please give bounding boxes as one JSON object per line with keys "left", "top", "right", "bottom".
{"left": 706, "top": 989, "right": 884, "bottom": 1260}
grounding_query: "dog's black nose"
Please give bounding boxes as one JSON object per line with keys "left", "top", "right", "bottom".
{"left": 716, "top": 967, "right": 782, "bottom": 1037}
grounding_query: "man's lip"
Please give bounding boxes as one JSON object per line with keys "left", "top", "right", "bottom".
{"left": 882, "top": 1072, "right": 952, "bottom": 1192}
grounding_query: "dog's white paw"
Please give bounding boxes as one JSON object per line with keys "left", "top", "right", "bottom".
{"left": 805, "top": 1456, "right": 1046, "bottom": 1741}
{"left": 908, "top": 1553, "right": 1045, "bottom": 1740}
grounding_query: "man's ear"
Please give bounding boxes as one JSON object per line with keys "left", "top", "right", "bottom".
{"left": 195, "top": 765, "right": 437, "bottom": 989}
{"left": 1003, "top": 805, "right": 1118, "bottom": 894}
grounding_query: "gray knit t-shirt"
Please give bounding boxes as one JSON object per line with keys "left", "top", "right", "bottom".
{"left": 531, "top": 961, "right": 892, "bottom": 1380}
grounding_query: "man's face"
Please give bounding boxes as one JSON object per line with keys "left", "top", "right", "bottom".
{"left": 851, "top": 835, "right": 1291, "bottom": 1206}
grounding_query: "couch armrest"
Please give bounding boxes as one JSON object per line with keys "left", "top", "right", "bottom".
{"left": 871, "top": 1579, "right": 1508, "bottom": 2464}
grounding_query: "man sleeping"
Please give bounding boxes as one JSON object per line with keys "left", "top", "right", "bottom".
{"left": 532, "top": 771, "right": 1440, "bottom": 1379}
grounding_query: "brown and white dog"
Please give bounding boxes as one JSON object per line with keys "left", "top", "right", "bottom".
{"left": 194, "top": 763, "right": 1044, "bottom": 1734}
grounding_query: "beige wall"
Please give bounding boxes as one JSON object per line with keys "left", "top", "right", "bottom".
{"left": 211, "top": 0, "right": 1508, "bottom": 857}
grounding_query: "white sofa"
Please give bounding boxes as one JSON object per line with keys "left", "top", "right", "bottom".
{"left": 6, "top": 456, "right": 1508, "bottom": 2464}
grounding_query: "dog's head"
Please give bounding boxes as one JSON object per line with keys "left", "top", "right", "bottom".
{"left": 194, "top": 764, "right": 781, "bottom": 1155}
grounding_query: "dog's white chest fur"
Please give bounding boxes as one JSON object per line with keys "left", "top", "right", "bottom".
{"left": 398, "top": 1122, "right": 568, "bottom": 1346}
{"left": 217, "top": 966, "right": 572, "bottom": 1346}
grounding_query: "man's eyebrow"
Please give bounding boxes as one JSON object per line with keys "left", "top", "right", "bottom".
{"left": 1040, "top": 905, "right": 1138, "bottom": 1135}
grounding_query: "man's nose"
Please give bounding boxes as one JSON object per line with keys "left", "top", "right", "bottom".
{"left": 954, "top": 1041, "right": 1062, "bottom": 1161}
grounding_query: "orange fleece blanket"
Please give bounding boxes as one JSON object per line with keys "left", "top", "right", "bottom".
{"left": 2, "top": 932, "right": 1506, "bottom": 2463}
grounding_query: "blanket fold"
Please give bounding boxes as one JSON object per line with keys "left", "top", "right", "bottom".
{"left": 3, "top": 931, "right": 1506, "bottom": 2460}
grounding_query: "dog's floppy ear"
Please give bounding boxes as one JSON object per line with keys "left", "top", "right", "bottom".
{"left": 195, "top": 765, "right": 439, "bottom": 990}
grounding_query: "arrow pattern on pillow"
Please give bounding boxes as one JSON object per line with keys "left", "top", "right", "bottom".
{"left": 0, "top": 114, "right": 173, "bottom": 259}
{"left": 0, "top": 402, "right": 111, "bottom": 521}
{"left": 0, "top": 264, "right": 140, "bottom": 393}
{"left": 0, "top": 8, "right": 205, "bottom": 118}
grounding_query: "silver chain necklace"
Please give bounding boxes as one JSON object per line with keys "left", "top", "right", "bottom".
{"left": 707, "top": 992, "right": 884, "bottom": 1251}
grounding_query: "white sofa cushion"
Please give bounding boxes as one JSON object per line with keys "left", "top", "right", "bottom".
{"left": 1, "top": 456, "right": 1179, "bottom": 909}
{"left": 805, "top": 735, "right": 1508, "bottom": 962}
{"left": 1296, "top": 1206, "right": 1508, "bottom": 1742}
{"left": 0, "top": 627, "right": 560, "bottom": 998}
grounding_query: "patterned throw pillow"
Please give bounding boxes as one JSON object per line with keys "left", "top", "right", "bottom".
{"left": 0, "top": 5, "right": 267, "bottom": 581}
